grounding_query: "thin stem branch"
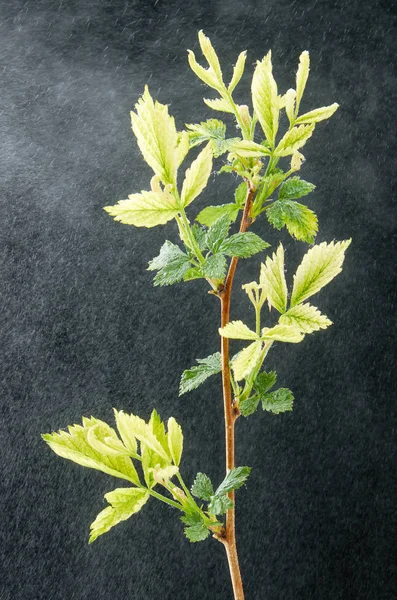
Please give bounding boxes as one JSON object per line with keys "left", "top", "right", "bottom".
{"left": 218, "top": 181, "right": 256, "bottom": 600}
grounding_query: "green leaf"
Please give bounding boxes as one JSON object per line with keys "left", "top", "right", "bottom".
{"left": 261, "top": 324, "right": 305, "bottom": 343}
{"left": 219, "top": 320, "right": 258, "bottom": 340}
{"left": 232, "top": 341, "right": 262, "bottom": 381}
{"left": 228, "top": 50, "right": 247, "bottom": 93}
{"left": 219, "top": 232, "right": 270, "bottom": 258}
{"left": 260, "top": 245, "right": 288, "bottom": 313}
{"left": 251, "top": 51, "right": 279, "bottom": 147}
{"left": 254, "top": 371, "right": 277, "bottom": 395}
{"left": 208, "top": 494, "right": 233, "bottom": 515}
{"left": 261, "top": 388, "right": 294, "bottom": 414}
{"left": 191, "top": 473, "right": 214, "bottom": 501}
{"left": 42, "top": 417, "right": 140, "bottom": 485}
{"left": 278, "top": 177, "right": 315, "bottom": 200}
{"left": 290, "top": 239, "right": 351, "bottom": 307}
{"left": 239, "top": 395, "right": 261, "bottom": 417}
{"left": 235, "top": 182, "right": 247, "bottom": 206}
{"left": 295, "top": 51, "right": 310, "bottom": 116}
{"left": 181, "top": 144, "right": 213, "bottom": 207}
{"left": 167, "top": 418, "right": 183, "bottom": 466}
{"left": 147, "top": 241, "right": 191, "bottom": 286}
{"left": 104, "top": 189, "right": 178, "bottom": 228}
{"left": 206, "top": 214, "right": 231, "bottom": 253}
{"left": 203, "top": 97, "right": 234, "bottom": 114}
{"left": 185, "top": 119, "right": 236, "bottom": 158}
{"left": 294, "top": 103, "right": 339, "bottom": 125}
{"left": 179, "top": 352, "right": 222, "bottom": 396}
{"left": 148, "top": 241, "right": 184, "bottom": 271}
{"left": 129, "top": 87, "right": 179, "bottom": 184}
{"left": 202, "top": 253, "right": 227, "bottom": 279}
{"left": 196, "top": 203, "right": 240, "bottom": 227}
{"left": 184, "top": 522, "right": 210, "bottom": 542}
{"left": 186, "top": 119, "right": 226, "bottom": 148}
{"left": 256, "top": 170, "right": 285, "bottom": 204}
{"left": 191, "top": 224, "right": 208, "bottom": 250}
{"left": 280, "top": 303, "right": 332, "bottom": 333}
{"left": 214, "top": 466, "right": 251, "bottom": 496}
{"left": 274, "top": 124, "right": 315, "bottom": 157}
{"left": 267, "top": 200, "right": 318, "bottom": 244}
{"left": 229, "top": 140, "right": 271, "bottom": 158}
{"left": 89, "top": 487, "right": 150, "bottom": 543}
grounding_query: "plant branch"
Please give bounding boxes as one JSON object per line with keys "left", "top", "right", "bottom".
{"left": 217, "top": 180, "right": 256, "bottom": 600}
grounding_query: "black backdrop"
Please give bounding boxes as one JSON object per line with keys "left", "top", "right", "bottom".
{"left": 1, "top": 1, "right": 396, "bottom": 599}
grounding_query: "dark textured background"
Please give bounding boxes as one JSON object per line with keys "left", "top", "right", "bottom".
{"left": 1, "top": 1, "right": 396, "bottom": 599}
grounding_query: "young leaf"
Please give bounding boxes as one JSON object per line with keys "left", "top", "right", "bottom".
{"left": 196, "top": 203, "right": 240, "bottom": 227}
{"left": 202, "top": 253, "right": 227, "bottom": 279}
{"left": 261, "top": 388, "right": 294, "bottom": 414}
{"left": 42, "top": 418, "right": 140, "bottom": 484}
{"left": 181, "top": 144, "right": 213, "bottom": 207}
{"left": 114, "top": 411, "right": 170, "bottom": 462}
{"left": 208, "top": 494, "right": 233, "bottom": 516}
{"left": 197, "top": 30, "right": 224, "bottom": 84}
{"left": 228, "top": 50, "right": 247, "bottom": 93}
{"left": 219, "top": 232, "right": 270, "bottom": 258}
{"left": 261, "top": 324, "right": 305, "bottom": 343}
{"left": 167, "top": 418, "right": 183, "bottom": 466}
{"left": 290, "top": 239, "right": 351, "bottom": 307}
{"left": 203, "top": 97, "right": 234, "bottom": 113}
{"left": 294, "top": 103, "right": 339, "bottom": 125}
{"left": 260, "top": 245, "right": 288, "bottom": 313}
{"left": 214, "top": 466, "right": 251, "bottom": 496}
{"left": 229, "top": 140, "right": 272, "bottom": 158}
{"left": 219, "top": 320, "right": 258, "bottom": 340}
{"left": 254, "top": 371, "right": 277, "bottom": 395}
{"left": 235, "top": 182, "right": 247, "bottom": 206}
{"left": 176, "top": 131, "right": 190, "bottom": 168}
{"left": 239, "top": 395, "right": 261, "bottom": 417}
{"left": 149, "top": 465, "right": 179, "bottom": 484}
{"left": 278, "top": 177, "right": 315, "bottom": 200}
{"left": 179, "top": 352, "right": 222, "bottom": 396}
{"left": 267, "top": 200, "right": 318, "bottom": 244}
{"left": 186, "top": 119, "right": 226, "bottom": 148}
{"left": 232, "top": 341, "right": 262, "bottom": 381}
{"left": 279, "top": 303, "right": 332, "bottom": 333}
{"left": 191, "top": 473, "right": 214, "bottom": 501}
{"left": 148, "top": 241, "right": 191, "bottom": 286}
{"left": 205, "top": 214, "right": 231, "bottom": 253}
{"left": 130, "top": 86, "right": 179, "bottom": 184}
{"left": 187, "top": 31, "right": 224, "bottom": 93}
{"left": 89, "top": 487, "right": 150, "bottom": 544}
{"left": 285, "top": 88, "right": 296, "bottom": 125}
{"left": 86, "top": 423, "right": 131, "bottom": 457}
{"left": 184, "top": 522, "right": 210, "bottom": 543}
{"left": 274, "top": 124, "right": 315, "bottom": 157}
{"left": 295, "top": 51, "right": 310, "bottom": 116}
{"left": 104, "top": 190, "right": 178, "bottom": 228}
{"left": 251, "top": 51, "right": 279, "bottom": 147}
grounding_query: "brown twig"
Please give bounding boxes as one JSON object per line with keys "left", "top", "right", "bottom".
{"left": 217, "top": 181, "right": 256, "bottom": 600}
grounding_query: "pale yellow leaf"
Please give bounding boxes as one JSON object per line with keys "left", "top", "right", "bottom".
{"left": 181, "top": 144, "right": 213, "bottom": 207}
{"left": 291, "top": 239, "right": 352, "bottom": 307}
{"left": 219, "top": 320, "right": 258, "bottom": 340}
{"left": 232, "top": 341, "right": 262, "bottom": 381}
{"left": 260, "top": 245, "right": 288, "bottom": 313}
{"left": 251, "top": 51, "right": 279, "bottom": 147}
